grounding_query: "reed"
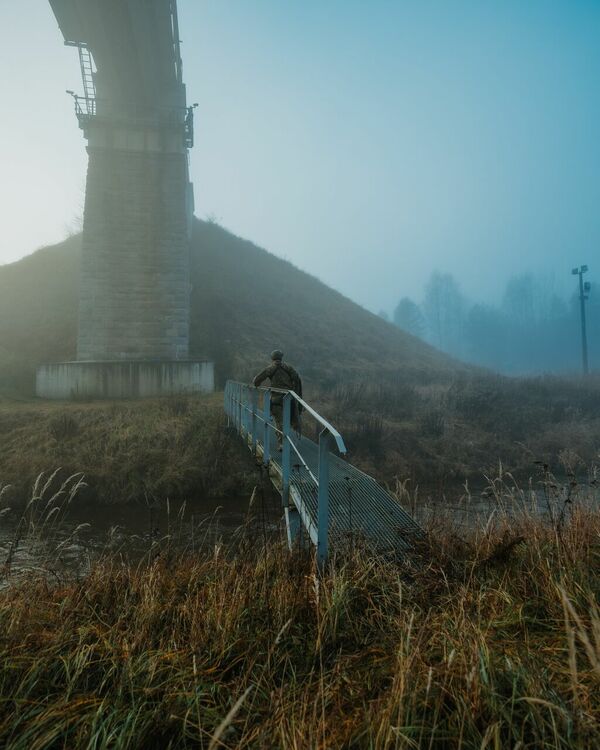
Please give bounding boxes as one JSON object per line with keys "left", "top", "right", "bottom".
{"left": 0, "top": 491, "right": 599, "bottom": 748}
{"left": 0, "top": 395, "right": 257, "bottom": 507}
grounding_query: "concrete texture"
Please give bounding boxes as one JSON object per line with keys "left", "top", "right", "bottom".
{"left": 69, "top": 0, "right": 194, "bottom": 363}
{"left": 36, "top": 361, "right": 214, "bottom": 400}
{"left": 48, "top": 0, "right": 196, "bottom": 364}
{"left": 77, "top": 142, "right": 192, "bottom": 362}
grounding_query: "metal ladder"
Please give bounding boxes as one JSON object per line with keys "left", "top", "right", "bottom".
{"left": 77, "top": 44, "right": 96, "bottom": 116}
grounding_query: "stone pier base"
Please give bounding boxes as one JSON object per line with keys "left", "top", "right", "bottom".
{"left": 36, "top": 361, "right": 214, "bottom": 400}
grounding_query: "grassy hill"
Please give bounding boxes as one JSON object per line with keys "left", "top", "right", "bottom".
{"left": 0, "top": 219, "right": 459, "bottom": 392}
{"left": 0, "top": 220, "right": 598, "bottom": 494}
{"left": 189, "top": 220, "right": 460, "bottom": 386}
{"left": 0, "top": 234, "right": 80, "bottom": 391}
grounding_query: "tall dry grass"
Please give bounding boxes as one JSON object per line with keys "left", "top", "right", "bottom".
{"left": 321, "top": 374, "right": 600, "bottom": 487}
{"left": 0, "top": 487, "right": 599, "bottom": 748}
{"left": 0, "top": 395, "right": 257, "bottom": 506}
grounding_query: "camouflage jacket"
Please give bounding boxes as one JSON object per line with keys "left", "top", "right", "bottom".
{"left": 253, "top": 362, "right": 301, "bottom": 401}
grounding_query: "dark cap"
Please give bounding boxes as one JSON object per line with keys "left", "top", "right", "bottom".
{"left": 271, "top": 349, "right": 284, "bottom": 361}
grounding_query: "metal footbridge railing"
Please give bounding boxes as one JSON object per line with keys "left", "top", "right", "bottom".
{"left": 224, "top": 381, "right": 423, "bottom": 565}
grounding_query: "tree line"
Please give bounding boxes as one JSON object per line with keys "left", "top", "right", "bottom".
{"left": 380, "top": 270, "right": 598, "bottom": 374}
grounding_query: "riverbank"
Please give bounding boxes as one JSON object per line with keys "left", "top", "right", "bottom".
{"left": 1, "top": 374, "right": 599, "bottom": 507}
{"left": 0, "top": 394, "right": 259, "bottom": 506}
{"left": 0, "top": 506, "right": 598, "bottom": 748}
{"left": 318, "top": 373, "right": 600, "bottom": 486}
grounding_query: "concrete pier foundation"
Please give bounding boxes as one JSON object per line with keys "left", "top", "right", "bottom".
{"left": 37, "top": 361, "right": 214, "bottom": 400}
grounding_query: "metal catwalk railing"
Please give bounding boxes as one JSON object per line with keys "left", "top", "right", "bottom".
{"left": 224, "top": 381, "right": 423, "bottom": 565}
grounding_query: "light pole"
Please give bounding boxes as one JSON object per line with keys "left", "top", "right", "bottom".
{"left": 571, "top": 265, "right": 591, "bottom": 375}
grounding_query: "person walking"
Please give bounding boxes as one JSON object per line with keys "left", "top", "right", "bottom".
{"left": 253, "top": 350, "right": 302, "bottom": 449}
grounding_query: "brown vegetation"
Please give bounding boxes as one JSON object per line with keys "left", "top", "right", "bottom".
{"left": 0, "top": 371, "right": 598, "bottom": 504}
{"left": 0, "top": 395, "right": 257, "bottom": 506}
{"left": 1, "top": 496, "right": 599, "bottom": 748}
{"left": 318, "top": 373, "right": 600, "bottom": 486}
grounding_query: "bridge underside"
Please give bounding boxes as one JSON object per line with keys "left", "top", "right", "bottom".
{"left": 48, "top": 0, "right": 185, "bottom": 110}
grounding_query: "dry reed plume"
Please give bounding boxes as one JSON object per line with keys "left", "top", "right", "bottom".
{"left": 0, "top": 492, "right": 599, "bottom": 749}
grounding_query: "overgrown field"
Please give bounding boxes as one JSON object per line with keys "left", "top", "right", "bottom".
{"left": 0, "top": 502, "right": 599, "bottom": 748}
{"left": 318, "top": 372, "right": 600, "bottom": 485}
{"left": 0, "top": 371, "right": 599, "bottom": 506}
{"left": 0, "top": 394, "right": 256, "bottom": 506}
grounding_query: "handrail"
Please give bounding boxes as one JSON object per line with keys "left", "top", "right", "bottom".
{"left": 226, "top": 381, "right": 347, "bottom": 454}
{"left": 71, "top": 95, "right": 189, "bottom": 124}
{"left": 224, "top": 379, "right": 347, "bottom": 566}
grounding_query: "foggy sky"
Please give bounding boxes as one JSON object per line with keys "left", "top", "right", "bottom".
{"left": 1, "top": 0, "right": 599, "bottom": 313}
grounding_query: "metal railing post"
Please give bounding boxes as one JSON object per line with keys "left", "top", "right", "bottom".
{"left": 224, "top": 381, "right": 349, "bottom": 561}
{"left": 263, "top": 390, "right": 271, "bottom": 466}
{"left": 242, "top": 386, "right": 248, "bottom": 436}
{"left": 282, "top": 393, "right": 292, "bottom": 508}
{"left": 250, "top": 387, "right": 258, "bottom": 454}
{"left": 317, "top": 429, "right": 332, "bottom": 568}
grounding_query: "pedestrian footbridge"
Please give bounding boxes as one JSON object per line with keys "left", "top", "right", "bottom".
{"left": 224, "top": 381, "right": 423, "bottom": 564}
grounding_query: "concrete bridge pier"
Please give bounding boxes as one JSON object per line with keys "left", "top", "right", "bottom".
{"left": 37, "top": 0, "right": 214, "bottom": 399}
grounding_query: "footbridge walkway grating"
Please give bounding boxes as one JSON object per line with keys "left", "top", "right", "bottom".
{"left": 224, "top": 381, "right": 423, "bottom": 564}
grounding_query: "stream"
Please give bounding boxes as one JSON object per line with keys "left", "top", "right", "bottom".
{"left": 0, "top": 478, "right": 598, "bottom": 583}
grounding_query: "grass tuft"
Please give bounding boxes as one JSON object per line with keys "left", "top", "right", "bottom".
{"left": 0, "top": 497, "right": 599, "bottom": 748}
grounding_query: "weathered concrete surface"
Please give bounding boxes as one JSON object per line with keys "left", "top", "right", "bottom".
{"left": 36, "top": 361, "right": 214, "bottom": 400}
{"left": 48, "top": 0, "right": 195, "bottom": 364}
{"left": 77, "top": 145, "right": 192, "bottom": 361}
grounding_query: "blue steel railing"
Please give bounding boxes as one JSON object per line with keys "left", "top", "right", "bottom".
{"left": 224, "top": 380, "right": 346, "bottom": 565}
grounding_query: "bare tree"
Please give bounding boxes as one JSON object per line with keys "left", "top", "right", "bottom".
{"left": 393, "top": 297, "right": 425, "bottom": 338}
{"left": 422, "top": 272, "right": 466, "bottom": 355}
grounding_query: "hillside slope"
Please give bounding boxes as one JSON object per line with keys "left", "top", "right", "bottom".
{"left": 0, "top": 219, "right": 460, "bottom": 391}
{"left": 0, "top": 223, "right": 599, "bottom": 487}
{"left": 0, "top": 235, "right": 81, "bottom": 390}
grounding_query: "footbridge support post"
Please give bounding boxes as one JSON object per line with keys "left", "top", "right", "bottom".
{"left": 250, "top": 388, "right": 258, "bottom": 454}
{"left": 262, "top": 390, "right": 271, "bottom": 467}
{"left": 317, "top": 430, "right": 332, "bottom": 567}
{"left": 282, "top": 394, "right": 292, "bottom": 508}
